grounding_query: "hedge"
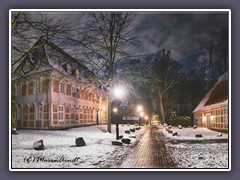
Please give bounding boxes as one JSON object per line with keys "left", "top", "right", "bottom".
{"left": 169, "top": 116, "right": 191, "bottom": 127}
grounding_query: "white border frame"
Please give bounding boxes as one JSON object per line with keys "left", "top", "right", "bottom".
{"left": 9, "top": 9, "right": 231, "bottom": 172}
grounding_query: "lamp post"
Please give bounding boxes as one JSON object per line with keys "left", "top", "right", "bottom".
{"left": 112, "top": 86, "right": 125, "bottom": 140}
{"left": 139, "top": 111, "right": 144, "bottom": 127}
{"left": 112, "top": 107, "right": 119, "bottom": 140}
{"left": 145, "top": 115, "right": 149, "bottom": 125}
{"left": 136, "top": 105, "right": 143, "bottom": 127}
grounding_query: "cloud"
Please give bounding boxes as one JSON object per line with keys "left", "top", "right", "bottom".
{"left": 134, "top": 12, "right": 228, "bottom": 63}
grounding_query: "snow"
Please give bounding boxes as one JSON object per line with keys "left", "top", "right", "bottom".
{"left": 11, "top": 125, "right": 229, "bottom": 169}
{"left": 162, "top": 126, "right": 228, "bottom": 140}
{"left": 11, "top": 124, "right": 146, "bottom": 169}
{"left": 201, "top": 99, "right": 228, "bottom": 111}
{"left": 167, "top": 143, "right": 228, "bottom": 168}
{"left": 162, "top": 125, "right": 229, "bottom": 168}
{"left": 193, "top": 72, "right": 228, "bottom": 113}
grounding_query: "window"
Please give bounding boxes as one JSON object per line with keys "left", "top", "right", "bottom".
{"left": 72, "top": 87, "right": 76, "bottom": 93}
{"left": 16, "top": 84, "right": 20, "bottom": 96}
{"left": 70, "top": 107, "right": 74, "bottom": 114}
{"left": 59, "top": 106, "right": 64, "bottom": 120}
{"left": 17, "top": 106, "right": 22, "bottom": 120}
{"left": 76, "top": 69, "right": 80, "bottom": 78}
{"left": 36, "top": 80, "right": 41, "bottom": 94}
{"left": 67, "top": 64, "right": 72, "bottom": 75}
{"left": 210, "top": 107, "right": 228, "bottom": 130}
{"left": 60, "top": 83, "right": 65, "bottom": 93}
{"left": 37, "top": 106, "right": 42, "bottom": 120}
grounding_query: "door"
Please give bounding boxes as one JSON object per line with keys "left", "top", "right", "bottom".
{"left": 206, "top": 115, "right": 211, "bottom": 128}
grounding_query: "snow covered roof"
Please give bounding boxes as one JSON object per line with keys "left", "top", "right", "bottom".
{"left": 193, "top": 72, "right": 229, "bottom": 112}
{"left": 12, "top": 37, "right": 90, "bottom": 81}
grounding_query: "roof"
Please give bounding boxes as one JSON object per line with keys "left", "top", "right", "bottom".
{"left": 12, "top": 37, "right": 90, "bottom": 81}
{"left": 193, "top": 71, "right": 229, "bottom": 112}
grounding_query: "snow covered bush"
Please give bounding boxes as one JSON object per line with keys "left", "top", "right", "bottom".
{"left": 169, "top": 116, "right": 191, "bottom": 127}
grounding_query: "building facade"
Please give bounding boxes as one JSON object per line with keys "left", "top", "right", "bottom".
{"left": 13, "top": 38, "right": 108, "bottom": 129}
{"left": 193, "top": 72, "right": 228, "bottom": 131}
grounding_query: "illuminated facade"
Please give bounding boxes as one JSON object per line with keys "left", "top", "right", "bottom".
{"left": 12, "top": 38, "right": 108, "bottom": 129}
{"left": 193, "top": 72, "right": 228, "bottom": 131}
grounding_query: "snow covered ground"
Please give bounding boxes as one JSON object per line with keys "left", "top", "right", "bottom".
{"left": 11, "top": 124, "right": 146, "bottom": 169}
{"left": 11, "top": 124, "right": 229, "bottom": 169}
{"left": 161, "top": 126, "right": 229, "bottom": 169}
{"left": 162, "top": 126, "right": 228, "bottom": 140}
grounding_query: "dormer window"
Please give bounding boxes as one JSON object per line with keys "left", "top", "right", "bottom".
{"left": 76, "top": 69, "right": 80, "bottom": 79}
{"left": 67, "top": 64, "right": 72, "bottom": 75}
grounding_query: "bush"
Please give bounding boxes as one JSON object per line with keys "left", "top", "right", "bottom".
{"left": 169, "top": 116, "right": 191, "bottom": 127}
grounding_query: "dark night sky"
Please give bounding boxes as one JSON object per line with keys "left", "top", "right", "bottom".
{"left": 133, "top": 12, "right": 229, "bottom": 67}
{"left": 28, "top": 11, "right": 229, "bottom": 68}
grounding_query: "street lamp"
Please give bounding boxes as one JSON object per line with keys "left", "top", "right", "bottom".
{"left": 113, "top": 86, "right": 125, "bottom": 99}
{"left": 144, "top": 115, "right": 149, "bottom": 125}
{"left": 112, "top": 107, "right": 119, "bottom": 140}
{"left": 137, "top": 105, "right": 143, "bottom": 112}
{"left": 112, "top": 86, "right": 125, "bottom": 140}
{"left": 136, "top": 105, "right": 143, "bottom": 126}
{"left": 138, "top": 111, "right": 144, "bottom": 127}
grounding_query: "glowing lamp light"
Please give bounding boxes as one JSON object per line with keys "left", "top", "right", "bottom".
{"left": 113, "top": 87, "right": 124, "bottom": 99}
{"left": 144, "top": 116, "right": 149, "bottom": 120}
{"left": 113, "top": 107, "right": 118, "bottom": 113}
{"left": 137, "top": 105, "right": 143, "bottom": 112}
{"left": 140, "top": 112, "right": 144, "bottom": 117}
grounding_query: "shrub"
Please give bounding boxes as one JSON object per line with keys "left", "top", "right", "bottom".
{"left": 169, "top": 116, "right": 191, "bottom": 127}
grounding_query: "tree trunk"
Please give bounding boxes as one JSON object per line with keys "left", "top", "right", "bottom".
{"left": 157, "top": 88, "right": 165, "bottom": 124}
{"left": 107, "top": 98, "right": 112, "bottom": 133}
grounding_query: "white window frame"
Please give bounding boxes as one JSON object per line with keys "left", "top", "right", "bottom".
{"left": 37, "top": 105, "right": 42, "bottom": 120}
{"left": 17, "top": 106, "right": 22, "bottom": 120}
{"left": 59, "top": 105, "right": 64, "bottom": 120}
{"left": 60, "top": 82, "right": 65, "bottom": 94}
{"left": 72, "top": 86, "right": 75, "bottom": 93}
{"left": 36, "top": 80, "right": 41, "bottom": 94}
{"left": 16, "top": 84, "right": 20, "bottom": 96}
{"left": 70, "top": 107, "right": 75, "bottom": 114}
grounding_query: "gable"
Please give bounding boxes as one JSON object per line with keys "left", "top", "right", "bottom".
{"left": 193, "top": 71, "right": 229, "bottom": 112}
{"left": 12, "top": 37, "right": 98, "bottom": 88}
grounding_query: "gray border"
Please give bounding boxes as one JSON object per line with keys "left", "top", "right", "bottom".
{"left": 1, "top": 0, "right": 239, "bottom": 179}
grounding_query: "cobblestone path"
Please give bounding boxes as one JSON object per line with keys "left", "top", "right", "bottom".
{"left": 119, "top": 125, "right": 176, "bottom": 168}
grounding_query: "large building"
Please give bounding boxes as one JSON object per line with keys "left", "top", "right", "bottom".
{"left": 193, "top": 72, "right": 228, "bottom": 131}
{"left": 12, "top": 37, "right": 108, "bottom": 129}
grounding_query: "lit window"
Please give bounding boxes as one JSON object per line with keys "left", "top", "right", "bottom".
{"left": 224, "top": 108, "right": 227, "bottom": 115}
{"left": 60, "top": 83, "right": 65, "bottom": 93}
{"left": 37, "top": 106, "right": 42, "bottom": 120}
{"left": 59, "top": 105, "right": 64, "bottom": 120}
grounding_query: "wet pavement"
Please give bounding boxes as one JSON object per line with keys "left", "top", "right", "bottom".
{"left": 119, "top": 125, "right": 176, "bottom": 168}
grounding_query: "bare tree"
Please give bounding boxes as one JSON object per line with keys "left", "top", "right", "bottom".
{"left": 11, "top": 11, "right": 141, "bottom": 132}
{"left": 11, "top": 11, "right": 73, "bottom": 74}
{"left": 144, "top": 49, "right": 182, "bottom": 124}
{"left": 67, "top": 12, "right": 140, "bottom": 132}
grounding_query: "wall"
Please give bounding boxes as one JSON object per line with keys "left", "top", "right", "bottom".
{"left": 193, "top": 104, "right": 228, "bottom": 131}
{"left": 14, "top": 70, "right": 108, "bottom": 129}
